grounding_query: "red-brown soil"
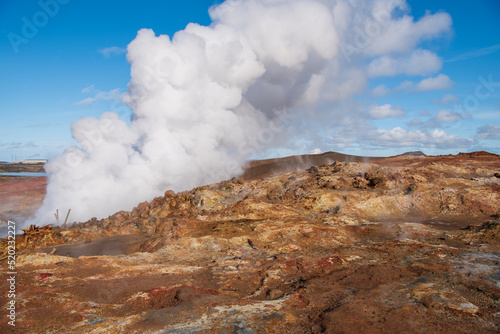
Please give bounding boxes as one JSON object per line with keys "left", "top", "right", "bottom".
{"left": 0, "top": 152, "right": 499, "bottom": 333}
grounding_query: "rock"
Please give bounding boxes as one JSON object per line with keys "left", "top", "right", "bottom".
{"left": 307, "top": 166, "right": 319, "bottom": 174}
{"left": 404, "top": 183, "right": 417, "bottom": 194}
{"left": 38, "top": 273, "right": 53, "bottom": 280}
{"left": 410, "top": 282, "right": 480, "bottom": 314}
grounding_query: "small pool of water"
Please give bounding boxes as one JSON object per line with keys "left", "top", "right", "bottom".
{"left": 0, "top": 172, "right": 47, "bottom": 177}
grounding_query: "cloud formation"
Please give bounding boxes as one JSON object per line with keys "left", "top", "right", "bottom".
{"left": 98, "top": 46, "right": 127, "bottom": 57}
{"left": 371, "top": 84, "right": 392, "bottom": 97}
{"left": 371, "top": 74, "right": 453, "bottom": 96}
{"left": 434, "top": 109, "right": 461, "bottom": 123}
{"left": 368, "top": 49, "right": 442, "bottom": 77}
{"left": 77, "top": 87, "right": 122, "bottom": 106}
{"left": 434, "top": 94, "right": 459, "bottom": 104}
{"left": 364, "top": 127, "right": 474, "bottom": 148}
{"left": 363, "top": 10, "right": 452, "bottom": 55}
{"left": 368, "top": 104, "right": 405, "bottom": 119}
{"left": 0, "top": 141, "right": 39, "bottom": 150}
{"left": 447, "top": 44, "right": 500, "bottom": 63}
{"left": 415, "top": 74, "right": 453, "bottom": 91}
{"left": 476, "top": 124, "right": 500, "bottom": 140}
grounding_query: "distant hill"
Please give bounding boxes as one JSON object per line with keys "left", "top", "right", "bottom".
{"left": 397, "top": 151, "right": 427, "bottom": 157}
{"left": 242, "top": 151, "right": 381, "bottom": 180}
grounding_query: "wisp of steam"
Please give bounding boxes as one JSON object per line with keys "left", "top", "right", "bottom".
{"left": 30, "top": 0, "right": 451, "bottom": 225}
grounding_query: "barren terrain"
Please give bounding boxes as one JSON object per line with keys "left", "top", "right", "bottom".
{"left": 0, "top": 176, "right": 46, "bottom": 226}
{"left": 1, "top": 152, "right": 499, "bottom": 333}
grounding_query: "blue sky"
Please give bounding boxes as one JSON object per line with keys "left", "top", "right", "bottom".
{"left": 0, "top": 0, "right": 499, "bottom": 162}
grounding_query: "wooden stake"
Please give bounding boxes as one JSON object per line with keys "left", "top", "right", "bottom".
{"left": 54, "top": 209, "right": 59, "bottom": 225}
{"left": 63, "top": 209, "right": 71, "bottom": 228}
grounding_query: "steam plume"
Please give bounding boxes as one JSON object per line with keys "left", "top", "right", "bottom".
{"left": 31, "top": 0, "right": 451, "bottom": 225}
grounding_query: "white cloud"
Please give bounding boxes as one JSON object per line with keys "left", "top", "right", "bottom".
{"left": 364, "top": 127, "right": 474, "bottom": 148}
{"left": 408, "top": 118, "right": 421, "bottom": 127}
{"left": 367, "top": 49, "right": 442, "bottom": 77}
{"left": 309, "top": 148, "right": 322, "bottom": 154}
{"left": 415, "top": 74, "right": 453, "bottom": 91}
{"left": 0, "top": 141, "right": 40, "bottom": 150}
{"left": 77, "top": 88, "right": 122, "bottom": 106}
{"left": 434, "top": 93, "right": 459, "bottom": 104}
{"left": 366, "top": 12, "right": 452, "bottom": 56}
{"left": 371, "top": 84, "right": 392, "bottom": 97}
{"left": 420, "top": 109, "right": 430, "bottom": 117}
{"left": 368, "top": 104, "right": 405, "bottom": 119}
{"left": 76, "top": 97, "right": 94, "bottom": 106}
{"left": 370, "top": 80, "right": 415, "bottom": 96}
{"left": 98, "top": 46, "right": 127, "bottom": 58}
{"left": 476, "top": 124, "right": 500, "bottom": 140}
{"left": 396, "top": 80, "right": 414, "bottom": 91}
{"left": 447, "top": 44, "right": 500, "bottom": 63}
{"left": 81, "top": 84, "right": 96, "bottom": 94}
{"left": 370, "top": 76, "right": 453, "bottom": 97}
{"left": 434, "top": 109, "right": 461, "bottom": 122}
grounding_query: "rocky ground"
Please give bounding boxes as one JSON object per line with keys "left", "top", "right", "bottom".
{"left": 1, "top": 152, "right": 499, "bottom": 333}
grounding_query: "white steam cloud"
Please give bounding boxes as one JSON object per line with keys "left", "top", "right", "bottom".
{"left": 31, "top": 0, "right": 452, "bottom": 225}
